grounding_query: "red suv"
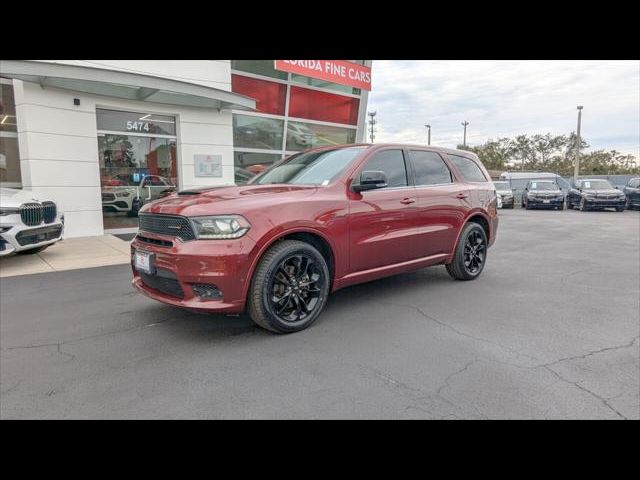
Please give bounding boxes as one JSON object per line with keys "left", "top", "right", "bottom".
{"left": 131, "top": 144, "right": 498, "bottom": 333}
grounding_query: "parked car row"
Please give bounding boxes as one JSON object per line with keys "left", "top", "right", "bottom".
{"left": 494, "top": 175, "right": 639, "bottom": 212}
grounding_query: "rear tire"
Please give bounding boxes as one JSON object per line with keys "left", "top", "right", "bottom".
{"left": 247, "top": 240, "right": 330, "bottom": 334}
{"left": 446, "top": 223, "right": 488, "bottom": 281}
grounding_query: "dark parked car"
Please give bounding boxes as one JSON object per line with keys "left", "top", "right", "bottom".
{"left": 521, "top": 180, "right": 565, "bottom": 210}
{"left": 623, "top": 177, "right": 640, "bottom": 210}
{"left": 131, "top": 144, "right": 499, "bottom": 333}
{"left": 566, "top": 179, "right": 626, "bottom": 211}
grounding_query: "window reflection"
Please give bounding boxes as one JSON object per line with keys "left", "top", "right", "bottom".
{"left": 233, "top": 114, "right": 284, "bottom": 150}
{"left": 286, "top": 121, "right": 356, "bottom": 152}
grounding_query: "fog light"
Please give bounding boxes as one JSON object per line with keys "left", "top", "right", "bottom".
{"left": 191, "top": 284, "right": 222, "bottom": 300}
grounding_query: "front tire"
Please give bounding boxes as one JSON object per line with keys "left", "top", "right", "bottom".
{"left": 579, "top": 198, "right": 588, "bottom": 211}
{"left": 446, "top": 223, "right": 488, "bottom": 281}
{"left": 128, "top": 198, "right": 142, "bottom": 217}
{"left": 247, "top": 240, "right": 330, "bottom": 334}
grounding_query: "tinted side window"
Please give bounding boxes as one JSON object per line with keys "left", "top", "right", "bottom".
{"left": 360, "top": 150, "right": 407, "bottom": 188}
{"left": 409, "top": 150, "right": 452, "bottom": 186}
{"left": 448, "top": 154, "right": 487, "bottom": 182}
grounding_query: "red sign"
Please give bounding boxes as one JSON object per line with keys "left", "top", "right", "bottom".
{"left": 274, "top": 60, "right": 371, "bottom": 91}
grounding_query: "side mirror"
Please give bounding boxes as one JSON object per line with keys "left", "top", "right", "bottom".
{"left": 353, "top": 171, "right": 388, "bottom": 192}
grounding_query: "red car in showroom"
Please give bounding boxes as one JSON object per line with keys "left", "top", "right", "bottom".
{"left": 132, "top": 144, "right": 498, "bottom": 333}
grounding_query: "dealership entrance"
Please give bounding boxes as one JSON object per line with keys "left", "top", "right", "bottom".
{"left": 97, "top": 109, "right": 178, "bottom": 232}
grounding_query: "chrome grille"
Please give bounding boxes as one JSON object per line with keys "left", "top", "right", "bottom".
{"left": 102, "top": 192, "right": 116, "bottom": 202}
{"left": 20, "top": 203, "right": 44, "bottom": 226}
{"left": 42, "top": 201, "right": 57, "bottom": 224}
{"left": 138, "top": 214, "right": 195, "bottom": 241}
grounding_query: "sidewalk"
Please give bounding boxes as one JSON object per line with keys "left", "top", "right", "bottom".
{"left": 0, "top": 235, "right": 132, "bottom": 278}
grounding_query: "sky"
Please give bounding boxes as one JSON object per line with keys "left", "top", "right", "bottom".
{"left": 367, "top": 61, "right": 640, "bottom": 158}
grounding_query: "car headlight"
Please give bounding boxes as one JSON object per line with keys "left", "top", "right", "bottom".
{"left": 115, "top": 191, "right": 131, "bottom": 197}
{"left": 0, "top": 207, "right": 20, "bottom": 216}
{"left": 584, "top": 193, "right": 595, "bottom": 198}
{"left": 190, "top": 215, "right": 251, "bottom": 239}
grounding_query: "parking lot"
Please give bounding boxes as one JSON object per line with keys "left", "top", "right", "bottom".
{"left": 1, "top": 208, "right": 638, "bottom": 419}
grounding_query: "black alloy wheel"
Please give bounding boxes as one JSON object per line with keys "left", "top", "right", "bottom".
{"left": 248, "top": 240, "right": 330, "bottom": 333}
{"left": 462, "top": 229, "right": 486, "bottom": 275}
{"left": 446, "top": 223, "right": 488, "bottom": 281}
{"left": 269, "top": 254, "right": 323, "bottom": 324}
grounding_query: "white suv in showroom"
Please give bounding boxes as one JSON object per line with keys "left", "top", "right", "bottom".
{"left": 102, "top": 174, "right": 175, "bottom": 217}
{"left": 0, "top": 188, "right": 64, "bottom": 256}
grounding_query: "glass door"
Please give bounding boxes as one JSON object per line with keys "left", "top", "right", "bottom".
{"left": 96, "top": 109, "right": 177, "bottom": 232}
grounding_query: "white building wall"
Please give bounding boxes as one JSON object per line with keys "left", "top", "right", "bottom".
{"left": 14, "top": 61, "right": 235, "bottom": 238}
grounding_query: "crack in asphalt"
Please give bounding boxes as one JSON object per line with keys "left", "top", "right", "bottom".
{"left": 543, "top": 365, "right": 628, "bottom": 420}
{"left": 372, "top": 300, "right": 639, "bottom": 419}
{"left": 378, "top": 300, "right": 541, "bottom": 364}
{"left": 436, "top": 359, "right": 478, "bottom": 396}
{"left": 538, "top": 336, "right": 640, "bottom": 370}
{"left": 1, "top": 317, "right": 177, "bottom": 357}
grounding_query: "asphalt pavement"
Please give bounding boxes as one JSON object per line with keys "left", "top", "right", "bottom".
{"left": 1, "top": 208, "right": 638, "bottom": 419}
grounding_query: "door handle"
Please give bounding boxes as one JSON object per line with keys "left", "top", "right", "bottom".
{"left": 400, "top": 197, "right": 416, "bottom": 205}
{"left": 455, "top": 192, "right": 469, "bottom": 199}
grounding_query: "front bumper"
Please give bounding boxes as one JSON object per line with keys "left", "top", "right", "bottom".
{"left": 0, "top": 222, "right": 64, "bottom": 256}
{"left": 498, "top": 195, "right": 514, "bottom": 207}
{"left": 131, "top": 231, "right": 258, "bottom": 314}
{"left": 584, "top": 198, "right": 626, "bottom": 209}
{"left": 526, "top": 197, "right": 564, "bottom": 208}
{"left": 102, "top": 198, "right": 134, "bottom": 212}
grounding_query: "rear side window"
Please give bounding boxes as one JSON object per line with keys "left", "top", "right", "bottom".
{"left": 409, "top": 150, "right": 452, "bottom": 186}
{"left": 448, "top": 154, "right": 487, "bottom": 182}
{"left": 359, "top": 149, "right": 408, "bottom": 188}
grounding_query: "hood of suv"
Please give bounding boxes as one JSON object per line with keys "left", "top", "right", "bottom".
{"left": 141, "top": 184, "right": 318, "bottom": 216}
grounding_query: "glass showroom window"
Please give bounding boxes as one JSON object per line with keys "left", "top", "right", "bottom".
{"left": 286, "top": 121, "right": 357, "bottom": 152}
{"left": 234, "top": 152, "right": 282, "bottom": 184}
{"left": 0, "top": 79, "right": 21, "bottom": 187}
{"left": 233, "top": 114, "right": 284, "bottom": 150}
{"left": 96, "top": 108, "right": 177, "bottom": 231}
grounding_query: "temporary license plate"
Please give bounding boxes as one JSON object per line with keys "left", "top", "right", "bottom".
{"left": 135, "top": 250, "right": 154, "bottom": 274}
{"left": 543, "top": 200, "right": 550, "bottom": 204}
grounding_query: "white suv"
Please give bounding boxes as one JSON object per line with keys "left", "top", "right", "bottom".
{"left": 0, "top": 188, "right": 64, "bottom": 256}
{"left": 102, "top": 174, "right": 175, "bottom": 217}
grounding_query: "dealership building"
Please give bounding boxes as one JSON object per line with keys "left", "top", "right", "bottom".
{"left": 0, "top": 60, "right": 371, "bottom": 237}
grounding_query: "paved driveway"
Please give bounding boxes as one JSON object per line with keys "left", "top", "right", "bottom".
{"left": 1, "top": 209, "right": 638, "bottom": 419}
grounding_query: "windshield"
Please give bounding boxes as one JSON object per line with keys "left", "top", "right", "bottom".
{"left": 252, "top": 146, "right": 368, "bottom": 186}
{"left": 493, "top": 181, "right": 510, "bottom": 190}
{"left": 581, "top": 180, "right": 614, "bottom": 189}
{"left": 529, "top": 181, "right": 557, "bottom": 190}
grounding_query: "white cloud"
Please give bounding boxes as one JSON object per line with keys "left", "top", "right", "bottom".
{"left": 367, "top": 60, "right": 640, "bottom": 157}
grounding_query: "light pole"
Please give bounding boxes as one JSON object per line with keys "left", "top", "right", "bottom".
{"left": 425, "top": 124, "right": 431, "bottom": 145}
{"left": 573, "top": 106, "right": 583, "bottom": 181}
{"left": 461, "top": 121, "right": 469, "bottom": 147}
{"left": 368, "top": 111, "right": 377, "bottom": 143}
